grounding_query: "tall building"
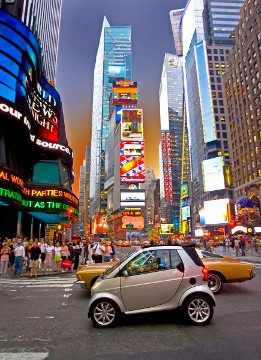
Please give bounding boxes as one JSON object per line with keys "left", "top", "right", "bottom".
{"left": 169, "top": 9, "right": 184, "bottom": 57}
{"left": 89, "top": 17, "right": 132, "bottom": 218}
{"left": 140, "top": 167, "right": 156, "bottom": 228}
{"left": 0, "top": 0, "right": 63, "bottom": 85}
{"left": 159, "top": 54, "right": 188, "bottom": 233}
{"left": 224, "top": 0, "right": 261, "bottom": 207}
{"left": 181, "top": 0, "right": 244, "bottom": 232}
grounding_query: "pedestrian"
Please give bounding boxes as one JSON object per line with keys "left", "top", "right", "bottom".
{"left": 0, "top": 243, "right": 11, "bottom": 274}
{"left": 241, "top": 235, "right": 247, "bottom": 256}
{"left": 222, "top": 239, "right": 226, "bottom": 253}
{"left": 61, "top": 240, "right": 69, "bottom": 261}
{"left": 54, "top": 242, "right": 62, "bottom": 272}
{"left": 8, "top": 238, "right": 15, "bottom": 271}
{"left": 29, "top": 241, "right": 41, "bottom": 278}
{"left": 45, "top": 240, "right": 55, "bottom": 271}
{"left": 72, "top": 244, "right": 82, "bottom": 270}
{"left": 253, "top": 237, "right": 260, "bottom": 256}
{"left": 104, "top": 240, "right": 112, "bottom": 262}
{"left": 94, "top": 240, "right": 105, "bottom": 263}
{"left": 13, "top": 239, "right": 25, "bottom": 276}
{"left": 83, "top": 241, "right": 89, "bottom": 263}
{"left": 234, "top": 237, "right": 240, "bottom": 256}
{"left": 25, "top": 239, "right": 33, "bottom": 272}
{"left": 39, "top": 238, "right": 47, "bottom": 272}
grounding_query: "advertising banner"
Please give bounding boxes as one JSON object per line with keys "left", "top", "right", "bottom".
{"left": 121, "top": 109, "right": 143, "bottom": 141}
{"left": 120, "top": 141, "right": 145, "bottom": 183}
{"left": 113, "top": 81, "right": 138, "bottom": 105}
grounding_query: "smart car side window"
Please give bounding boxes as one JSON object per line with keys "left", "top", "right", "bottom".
{"left": 170, "top": 250, "right": 182, "bottom": 269}
{"left": 124, "top": 250, "right": 171, "bottom": 275}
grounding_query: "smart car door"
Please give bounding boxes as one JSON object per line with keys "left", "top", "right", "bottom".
{"left": 120, "top": 249, "right": 183, "bottom": 311}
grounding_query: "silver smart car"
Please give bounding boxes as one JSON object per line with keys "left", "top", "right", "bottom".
{"left": 88, "top": 245, "right": 216, "bottom": 328}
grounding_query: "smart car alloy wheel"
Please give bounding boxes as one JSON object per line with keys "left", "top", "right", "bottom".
{"left": 183, "top": 295, "right": 213, "bottom": 326}
{"left": 208, "top": 272, "right": 223, "bottom": 294}
{"left": 91, "top": 300, "right": 119, "bottom": 328}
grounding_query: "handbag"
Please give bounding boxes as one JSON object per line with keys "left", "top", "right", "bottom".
{"left": 61, "top": 259, "right": 73, "bottom": 269}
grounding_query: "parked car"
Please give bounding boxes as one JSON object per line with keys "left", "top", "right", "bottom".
{"left": 87, "top": 245, "right": 215, "bottom": 328}
{"left": 196, "top": 249, "right": 256, "bottom": 294}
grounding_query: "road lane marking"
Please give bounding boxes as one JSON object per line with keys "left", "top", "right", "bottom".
{"left": 0, "top": 352, "right": 49, "bottom": 360}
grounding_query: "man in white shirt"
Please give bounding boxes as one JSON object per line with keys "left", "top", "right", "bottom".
{"left": 14, "top": 239, "right": 25, "bottom": 276}
{"left": 94, "top": 240, "right": 105, "bottom": 263}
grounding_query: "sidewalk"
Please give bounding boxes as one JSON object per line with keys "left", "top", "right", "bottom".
{"left": 1, "top": 268, "right": 75, "bottom": 279}
{"left": 212, "top": 246, "right": 261, "bottom": 264}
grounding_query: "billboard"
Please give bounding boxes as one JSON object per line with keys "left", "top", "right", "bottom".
{"left": 120, "top": 141, "right": 145, "bottom": 183}
{"left": 203, "top": 198, "right": 229, "bottom": 225}
{"left": 113, "top": 81, "right": 138, "bottom": 105}
{"left": 91, "top": 212, "right": 108, "bottom": 234}
{"left": 122, "top": 216, "right": 144, "bottom": 229}
{"left": 161, "top": 132, "right": 173, "bottom": 201}
{"left": 202, "top": 157, "right": 225, "bottom": 192}
{"left": 182, "top": 206, "right": 191, "bottom": 221}
{"left": 181, "top": 183, "right": 189, "bottom": 199}
{"left": 0, "top": 10, "right": 61, "bottom": 142}
{"left": 121, "top": 109, "right": 143, "bottom": 141}
{"left": 120, "top": 190, "right": 145, "bottom": 207}
{"left": 160, "top": 224, "right": 174, "bottom": 234}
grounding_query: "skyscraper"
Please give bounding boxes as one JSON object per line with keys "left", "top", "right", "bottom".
{"left": 0, "top": 0, "right": 63, "bottom": 85}
{"left": 89, "top": 17, "right": 132, "bottom": 218}
{"left": 181, "top": 0, "right": 244, "bottom": 219}
{"left": 224, "top": 0, "right": 261, "bottom": 207}
{"left": 159, "top": 54, "right": 187, "bottom": 233}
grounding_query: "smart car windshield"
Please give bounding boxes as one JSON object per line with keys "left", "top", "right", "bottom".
{"left": 103, "top": 250, "right": 137, "bottom": 276}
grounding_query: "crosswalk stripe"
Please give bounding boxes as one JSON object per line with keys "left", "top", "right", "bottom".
{"left": 0, "top": 352, "right": 49, "bottom": 360}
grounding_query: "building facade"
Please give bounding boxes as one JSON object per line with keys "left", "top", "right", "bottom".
{"left": 0, "top": 10, "right": 77, "bottom": 239}
{"left": 181, "top": 0, "right": 244, "bottom": 234}
{"left": 0, "top": 0, "right": 63, "bottom": 85}
{"left": 224, "top": 0, "right": 261, "bottom": 208}
{"left": 89, "top": 17, "right": 132, "bottom": 218}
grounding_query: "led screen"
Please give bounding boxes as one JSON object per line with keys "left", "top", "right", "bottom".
{"left": 113, "top": 81, "right": 138, "bottom": 105}
{"left": 0, "top": 10, "right": 61, "bottom": 142}
{"left": 120, "top": 190, "right": 145, "bottom": 207}
{"left": 122, "top": 216, "right": 144, "bottom": 229}
{"left": 120, "top": 141, "right": 145, "bottom": 183}
{"left": 160, "top": 224, "right": 174, "bottom": 234}
{"left": 203, "top": 198, "right": 229, "bottom": 225}
{"left": 121, "top": 109, "right": 143, "bottom": 141}
{"left": 202, "top": 157, "right": 225, "bottom": 192}
{"left": 182, "top": 206, "right": 191, "bottom": 221}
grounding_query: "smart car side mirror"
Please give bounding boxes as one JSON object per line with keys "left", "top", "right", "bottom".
{"left": 122, "top": 269, "right": 129, "bottom": 277}
{"left": 176, "top": 262, "right": 184, "bottom": 273}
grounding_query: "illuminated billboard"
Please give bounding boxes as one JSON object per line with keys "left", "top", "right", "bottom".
{"left": 182, "top": 206, "right": 191, "bottom": 221}
{"left": 108, "top": 65, "right": 126, "bottom": 79}
{"left": 120, "top": 190, "right": 145, "bottom": 207}
{"left": 203, "top": 198, "right": 229, "bottom": 225}
{"left": 120, "top": 141, "right": 145, "bottom": 183}
{"left": 161, "top": 132, "right": 173, "bottom": 201}
{"left": 121, "top": 109, "right": 143, "bottom": 141}
{"left": 113, "top": 81, "right": 138, "bottom": 105}
{"left": 0, "top": 10, "right": 61, "bottom": 142}
{"left": 181, "top": 183, "right": 189, "bottom": 199}
{"left": 160, "top": 224, "right": 174, "bottom": 234}
{"left": 91, "top": 212, "right": 108, "bottom": 234}
{"left": 122, "top": 216, "right": 144, "bottom": 229}
{"left": 202, "top": 157, "right": 225, "bottom": 192}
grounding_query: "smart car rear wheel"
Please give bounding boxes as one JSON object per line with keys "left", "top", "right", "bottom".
{"left": 183, "top": 295, "right": 213, "bottom": 326}
{"left": 208, "top": 272, "right": 223, "bottom": 294}
{"left": 90, "top": 299, "right": 119, "bottom": 328}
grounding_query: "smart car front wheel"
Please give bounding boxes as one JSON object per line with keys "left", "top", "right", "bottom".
{"left": 90, "top": 299, "right": 120, "bottom": 328}
{"left": 183, "top": 295, "right": 213, "bottom": 326}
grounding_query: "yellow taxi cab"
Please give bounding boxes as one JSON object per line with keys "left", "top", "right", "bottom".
{"left": 197, "top": 249, "right": 255, "bottom": 294}
{"left": 75, "top": 261, "right": 115, "bottom": 290}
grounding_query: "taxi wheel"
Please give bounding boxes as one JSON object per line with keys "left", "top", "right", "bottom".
{"left": 208, "top": 272, "right": 223, "bottom": 294}
{"left": 90, "top": 299, "right": 120, "bottom": 328}
{"left": 183, "top": 295, "right": 213, "bottom": 326}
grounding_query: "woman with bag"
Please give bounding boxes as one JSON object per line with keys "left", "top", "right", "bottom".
{"left": 46, "top": 240, "right": 55, "bottom": 272}
{"left": 94, "top": 240, "right": 105, "bottom": 263}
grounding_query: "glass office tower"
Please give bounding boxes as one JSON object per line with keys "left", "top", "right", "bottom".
{"left": 89, "top": 17, "right": 132, "bottom": 217}
{"left": 181, "top": 0, "right": 244, "bottom": 212}
{"left": 159, "top": 54, "right": 186, "bottom": 233}
{"left": 0, "top": 0, "right": 63, "bottom": 85}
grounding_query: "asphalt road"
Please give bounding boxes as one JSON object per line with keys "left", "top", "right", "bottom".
{"left": 0, "top": 259, "right": 261, "bottom": 359}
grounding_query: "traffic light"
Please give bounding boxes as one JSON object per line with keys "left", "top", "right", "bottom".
{"left": 68, "top": 208, "right": 74, "bottom": 220}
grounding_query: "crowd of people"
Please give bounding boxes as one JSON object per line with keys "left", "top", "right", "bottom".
{"left": 0, "top": 236, "right": 89, "bottom": 277}
{"left": 91, "top": 239, "right": 116, "bottom": 263}
{"left": 220, "top": 235, "right": 260, "bottom": 256}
